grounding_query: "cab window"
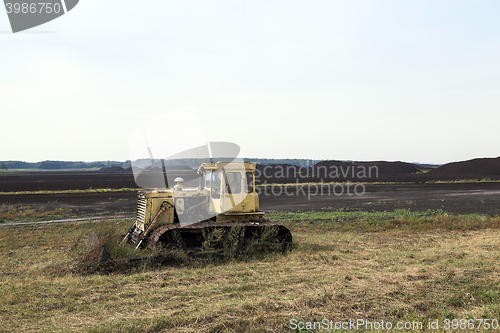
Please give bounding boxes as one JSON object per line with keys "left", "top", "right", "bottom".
{"left": 211, "top": 170, "right": 221, "bottom": 198}
{"left": 205, "top": 170, "right": 212, "bottom": 189}
{"left": 245, "top": 172, "right": 254, "bottom": 193}
{"left": 225, "top": 172, "right": 241, "bottom": 194}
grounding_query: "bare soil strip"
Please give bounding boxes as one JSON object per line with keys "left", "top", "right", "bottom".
{"left": 0, "top": 214, "right": 134, "bottom": 228}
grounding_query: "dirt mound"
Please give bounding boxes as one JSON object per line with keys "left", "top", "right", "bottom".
{"left": 134, "top": 165, "right": 193, "bottom": 173}
{"left": 164, "top": 165, "right": 194, "bottom": 171}
{"left": 98, "top": 166, "right": 126, "bottom": 173}
{"left": 256, "top": 161, "right": 421, "bottom": 183}
{"left": 314, "top": 161, "right": 420, "bottom": 179}
{"left": 0, "top": 171, "right": 138, "bottom": 192}
{"left": 427, "top": 157, "right": 500, "bottom": 180}
{"left": 133, "top": 169, "right": 199, "bottom": 189}
{"left": 142, "top": 166, "right": 163, "bottom": 173}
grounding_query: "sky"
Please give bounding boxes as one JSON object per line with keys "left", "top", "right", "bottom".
{"left": 1, "top": 0, "right": 499, "bottom": 164}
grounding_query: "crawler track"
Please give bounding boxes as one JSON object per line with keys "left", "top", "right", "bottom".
{"left": 130, "top": 221, "right": 292, "bottom": 252}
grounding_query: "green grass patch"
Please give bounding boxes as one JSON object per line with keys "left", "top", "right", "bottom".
{"left": 0, "top": 187, "right": 139, "bottom": 195}
{"left": 269, "top": 208, "right": 447, "bottom": 223}
{"left": 256, "top": 178, "right": 500, "bottom": 187}
{"left": 267, "top": 209, "right": 500, "bottom": 233}
{"left": 425, "top": 178, "right": 500, "bottom": 184}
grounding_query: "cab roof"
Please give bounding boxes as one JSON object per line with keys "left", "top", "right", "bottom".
{"left": 200, "top": 161, "right": 257, "bottom": 171}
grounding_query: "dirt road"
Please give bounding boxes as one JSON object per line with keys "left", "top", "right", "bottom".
{"left": 1, "top": 183, "right": 499, "bottom": 218}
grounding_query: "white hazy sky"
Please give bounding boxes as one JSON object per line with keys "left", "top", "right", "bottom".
{"left": 1, "top": 0, "right": 499, "bottom": 164}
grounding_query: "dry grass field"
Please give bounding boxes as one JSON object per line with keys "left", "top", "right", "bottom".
{"left": 1, "top": 212, "right": 500, "bottom": 332}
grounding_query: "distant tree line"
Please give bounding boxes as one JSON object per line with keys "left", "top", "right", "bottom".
{"left": 0, "top": 158, "right": 324, "bottom": 170}
{"left": 245, "top": 158, "right": 323, "bottom": 167}
{"left": 0, "top": 160, "right": 129, "bottom": 170}
{"left": 132, "top": 158, "right": 323, "bottom": 169}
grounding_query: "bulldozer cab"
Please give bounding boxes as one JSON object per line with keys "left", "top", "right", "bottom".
{"left": 201, "top": 162, "right": 258, "bottom": 216}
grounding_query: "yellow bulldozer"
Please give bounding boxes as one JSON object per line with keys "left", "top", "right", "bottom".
{"left": 122, "top": 161, "right": 292, "bottom": 253}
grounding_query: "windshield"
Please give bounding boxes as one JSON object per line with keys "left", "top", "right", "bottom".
{"left": 225, "top": 172, "right": 241, "bottom": 194}
{"left": 211, "top": 170, "right": 221, "bottom": 199}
